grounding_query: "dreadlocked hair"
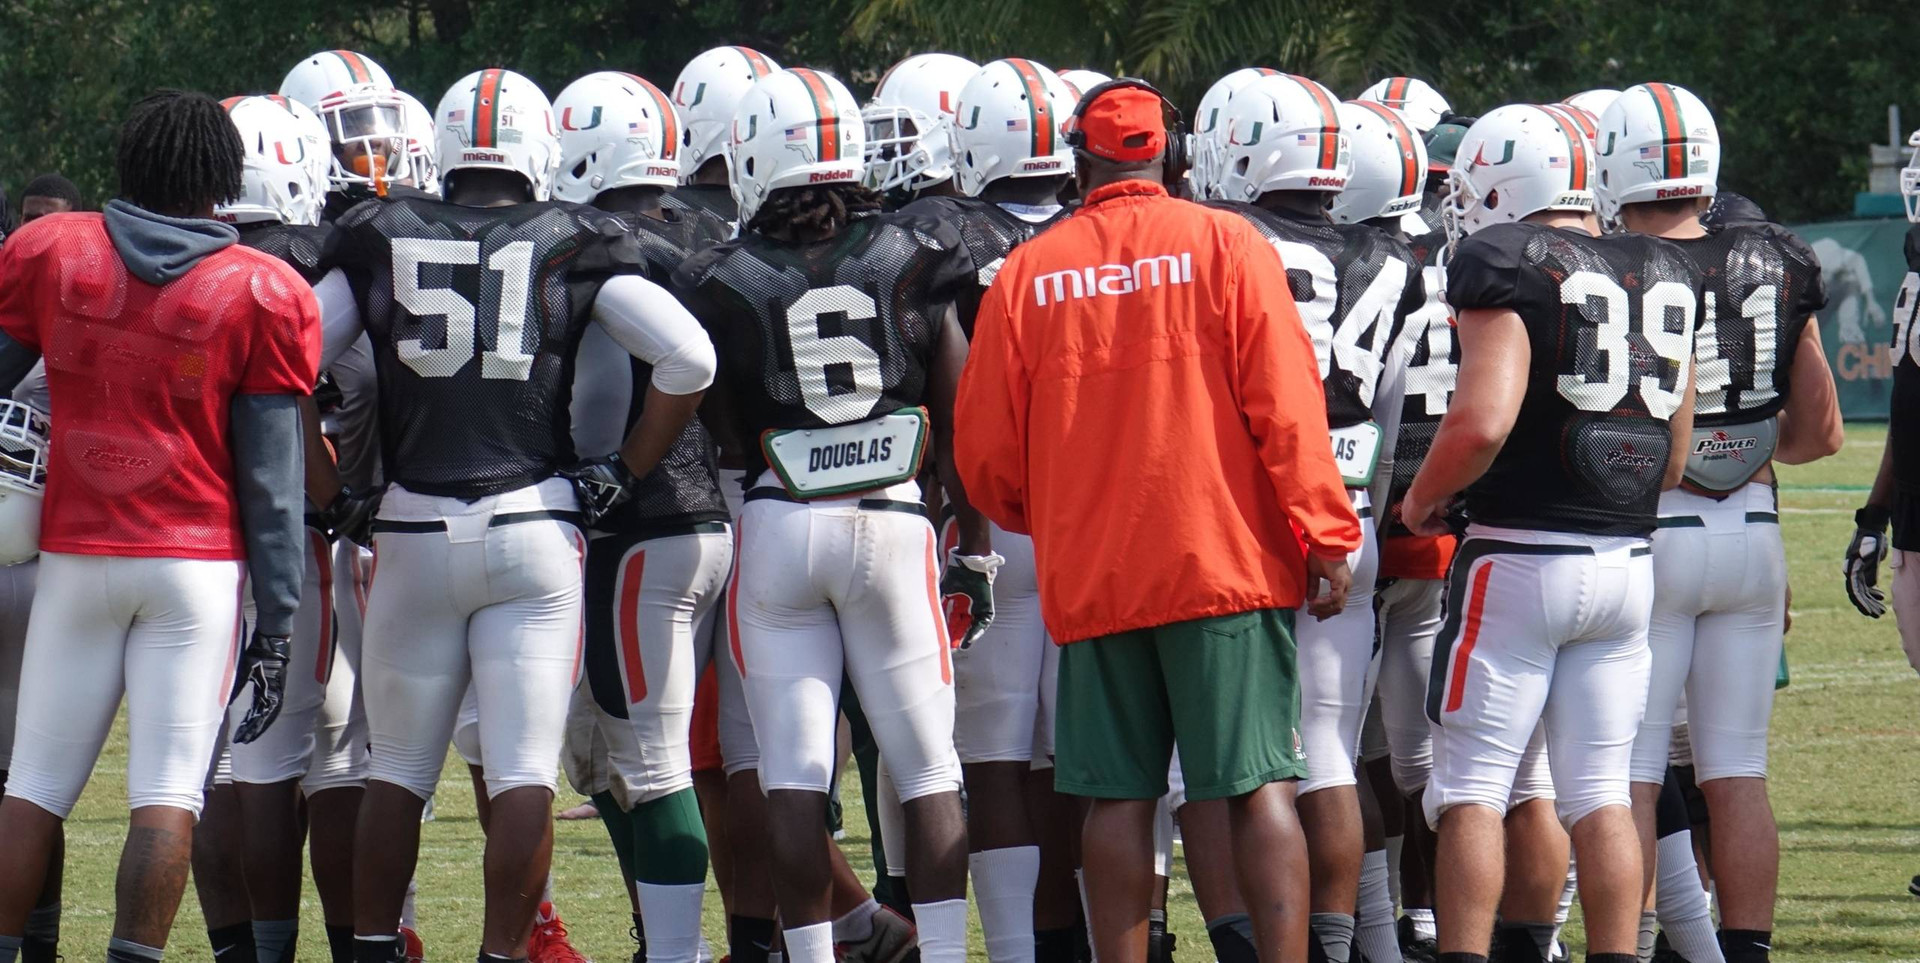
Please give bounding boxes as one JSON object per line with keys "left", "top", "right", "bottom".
{"left": 747, "top": 183, "right": 884, "bottom": 239}
{"left": 116, "top": 89, "right": 244, "bottom": 216}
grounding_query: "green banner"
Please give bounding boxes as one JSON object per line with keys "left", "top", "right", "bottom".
{"left": 1791, "top": 217, "right": 1910, "bottom": 421}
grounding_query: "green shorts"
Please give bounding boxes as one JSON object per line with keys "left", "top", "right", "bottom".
{"left": 1054, "top": 608, "right": 1306, "bottom": 801}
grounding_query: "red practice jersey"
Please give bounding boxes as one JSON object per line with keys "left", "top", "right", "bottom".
{"left": 0, "top": 213, "right": 320, "bottom": 559}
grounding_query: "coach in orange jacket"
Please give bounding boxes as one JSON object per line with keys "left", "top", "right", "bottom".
{"left": 954, "top": 80, "right": 1362, "bottom": 962}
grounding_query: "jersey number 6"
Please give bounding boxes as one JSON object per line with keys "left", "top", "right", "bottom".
{"left": 391, "top": 238, "right": 539, "bottom": 382}
{"left": 786, "top": 285, "right": 884, "bottom": 423}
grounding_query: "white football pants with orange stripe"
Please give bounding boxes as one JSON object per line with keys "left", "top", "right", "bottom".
{"left": 0, "top": 558, "right": 35, "bottom": 776}
{"left": 1424, "top": 526, "right": 1653, "bottom": 830}
{"left": 7, "top": 552, "right": 245, "bottom": 817}
{"left": 947, "top": 519, "right": 1058, "bottom": 765}
{"left": 230, "top": 527, "right": 368, "bottom": 792}
{"left": 730, "top": 479, "right": 962, "bottom": 803}
{"left": 360, "top": 478, "right": 586, "bottom": 800}
{"left": 1296, "top": 489, "right": 1381, "bottom": 794}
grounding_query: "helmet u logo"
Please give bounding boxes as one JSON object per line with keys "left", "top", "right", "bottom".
{"left": 561, "top": 107, "right": 602, "bottom": 131}
{"left": 274, "top": 141, "right": 306, "bottom": 164}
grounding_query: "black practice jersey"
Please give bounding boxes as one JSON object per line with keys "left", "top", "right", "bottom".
{"left": 898, "top": 195, "right": 1063, "bottom": 336}
{"left": 1209, "top": 201, "right": 1424, "bottom": 428}
{"left": 322, "top": 183, "right": 438, "bottom": 224}
{"left": 1383, "top": 226, "right": 1459, "bottom": 538}
{"left": 1447, "top": 223, "right": 1704, "bottom": 536}
{"left": 662, "top": 185, "right": 738, "bottom": 248}
{"left": 1669, "top": 222, "right": 1824, "bottom": 425}
{"left": 328, "top": 196, "right": 646, "bottom": 498}
{"left": 1890, "top": 226, "right": 1920, "bottom": 494}
{"left": 238, "top": 222, "right": 334, "bottom": 285}
{"left": 672, "top": 211, "right": 973, "bottom": 477}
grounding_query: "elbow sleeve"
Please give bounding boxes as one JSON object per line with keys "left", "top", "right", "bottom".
{"left": 650, "top": 336, "right": 717, "bottom": 396}
{"left": 230, "top": 394, "right": 306, "bottom": 637}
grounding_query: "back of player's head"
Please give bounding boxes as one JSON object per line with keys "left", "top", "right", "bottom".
{"left": 673, "top": 45, "right": 781, "bottom": 183}
{"left": 552, "top": 71, "right": 684, "bottom": 203}
{"left": 729, "top": 68, "right": 866, "bottom": 225}
{"left": 1330, "top": 100, "right": 1426, "bottom": 225}
{"left": 745, "top": 182, "right": 883, "bottom": 240}
{"left": 435, "top": 68, "right": 560, "bottom": 202}
{"left": 950, "top": 58, "right": 1076, "bottom": 196}
{"left": 1593, "top": 83, "right": 1718, "bottom": 222}
{"left": 1210, "top": 73, "right": 1348, "bottom": 204}
{"left": 22, "top": 174, "right": 80, "bottom": 208}
{"left": 1445, "top": 104, "right": 1594, "bottom": 238}
{"left": 1189, "top": 67, "right": 1280, "bottom": 198}
{"left": 1356, "top": 77, "right": 1452, "bottom": 134}
{"left": 118, "top": 89, "right": 245, "bottom": 217}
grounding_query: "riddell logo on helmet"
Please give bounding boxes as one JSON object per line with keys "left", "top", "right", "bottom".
{"left": 1656, "top": 185, "right": 1705, "bottom": 199}
{"left": 462, "top": 149, "right": 509, "bottom": 164}
{"left": 808, "top": 170, "right": 855, "bottom": 184}
{"left": 1309, "top": 176, "right": 1346, "bottom": 188}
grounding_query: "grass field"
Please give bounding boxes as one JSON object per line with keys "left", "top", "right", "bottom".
{"left": 37, "top": 425, "right": 1920, "bottom": 961}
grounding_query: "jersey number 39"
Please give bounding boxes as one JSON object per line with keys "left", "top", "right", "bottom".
{"left": 1557, "top": 271, "right": 1695, "bottom": 419}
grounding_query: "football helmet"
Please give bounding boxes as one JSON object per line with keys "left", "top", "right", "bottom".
{"left": 1329, "top": 100, "right": 1427, "bottom": 224}
{"left": 951, "top": 58, "right": 1076, "bottom": 196}
{"left": 672, "top": 46, "right": 781, "bottom": 182}
{"left": 217, "top": 95, "right": 328, "bottom": 226}
{"left": 1901, "top": 130, "right": 1920, "bottom": 223}
{"left": 1190, "top": 67, "right": 1280, "bottom": 198}
{"left": 552, "top": 71, "right": 684, "bottom": 202}
{"left": 434, "top": 68, "right": 561, "bottom": 201}
{"left": 0, "top": 400, "right": 48, "bottom": 567}
{"left": 1212, "top": 74, "right": 1349, "bottom": 203}
{"left": 1539, "top": 102, "right": 1600, "bottom": 148}
{"left": 1056, "top": 69, "right": 1113, "bottom": 102}
{"left": 1357, "top": 77, "right": 1451, "bottom": 134}
{"left": 728, "top": 67, "right": 864, "bottom": 226}
{"left": 396, "top": 91, "right": 440, "bottom": 193}
{"left": 1563, "top": 88, "right": 1622, "bottom": 118}
{"left": 862, "top": 53, "right": 979, "bottom": 193}
{"left": 1592, "top": 82, "right": 1718, "bottom": 221}
{"left": 1445, "top": 104, "right": 1594, "bottom": 239}
{"left": 280, "top": 50, "right": 394, "bottom": 110}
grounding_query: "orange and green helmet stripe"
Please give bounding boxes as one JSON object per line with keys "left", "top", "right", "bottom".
{"left": 789, "top": 68, "right": 842, "bottom": 163}
{"left": 734, "top": 46, "right": 775, "bottom": 78}
{"left": 1538, "top": 105, "right": 1590, "bottom": 191}
{"left": 1355, "top": 100, "right": 1420, "bottom": 200}
{"left": 1384, "top": 76, "right": 1411, "bottom": 108}
{"left": 471, "top": 68, "right": 504, "bottom": 148}
{"left": 331, "top": 50, "right": 375, "bottom": 85}
{"left": 1002, "top": 58, "right": 1058, "bottom": 158}
{"left": 1644, "top": 83, "right": 1688, "bottom": 180}
{"left": 623, "top": 73, "right": 681, "bottom": 160}
{"left": 1291, "top": 74, "right": 1342, "bottom": 171}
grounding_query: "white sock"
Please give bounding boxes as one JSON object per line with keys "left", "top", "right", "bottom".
{"left": 1076, "top": 870, "right": 1098, "bottom": 963}
{"left": 972, "top": 846, "right": 1040, "bottom": 963}
{"left": 1384, "top": 834, "right": 1404, "bottom": 909}
{"left": 1406, "top": 906, "right": 1436, "bottom": 942}
{"left": 638, "top": 880, "right": 708, "bottom": 963}
{"left": 782, "top": 921, "right": 834, "bottom": 963}
{"left": 912, "top": 898, "right": 971, "bottom": 963}
{"left": 1655, "top": 832, "right": 1726, "bottom": 963}
{"left": 400, "top": 876, "right": 419, "bottom": 930}
{"left": 1555, "top": 859, "right": 1577, "bottom": 926}
{"left": 1356, "top": 849, "right": 1401, "bottom": 963}
{"left": 832, "top": 898, "right": 882, "bottom": 944}
{"left": 543, "top": 871, "right": 556, "bottom": 907}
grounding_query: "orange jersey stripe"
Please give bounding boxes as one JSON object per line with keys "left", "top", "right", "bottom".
{"left": 1443, "top": 560, "right": 1495, "bottom": 713}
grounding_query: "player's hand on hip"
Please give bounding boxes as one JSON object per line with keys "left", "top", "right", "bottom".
{"left": 1398, "top": 494, "right": 1452, "bottom": 537}
{"left": 322, "top": 485, "right": 383, "bottom": 546}
{"left": 1306, "top": 553, "right": 1351, "bottom": 621}
{"left": 232, "top": 632, "right": 292, "bottom": 744}
{"left": 941, "top": 550, "right": 1005, "bottom": 649}
{"left": 560, "top": 453, "right": 638, "bottom": 528}
{"left": 1844, "top": 505, "right": 1891, "bottom": 618}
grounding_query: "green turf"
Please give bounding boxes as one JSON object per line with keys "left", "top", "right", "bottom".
{"left": 34, "top": 426, "right": 1920, "bottom": 960}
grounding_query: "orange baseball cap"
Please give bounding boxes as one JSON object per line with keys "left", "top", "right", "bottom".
{"left": 1069, "top": 85, "right": 1166, "bottom": 163}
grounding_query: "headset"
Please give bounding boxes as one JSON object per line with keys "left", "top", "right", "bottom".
{"left": 1065, "top": 77, "right": 1191, "bottom": 188}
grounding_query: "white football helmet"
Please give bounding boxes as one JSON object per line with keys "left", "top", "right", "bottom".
{"left": 1563, "top": 88, "right": 1623, "bottom": 118}
{"left": 672, "top": 46, "right": 781, "bottom": 182}
{"left": 0, "top": 400, "right": 48, "bottom": 566}
{"left": 1329, "top": 100, "right": 1427, "bottom": 224}
{"left": 280, "top": 50, "right": 394, "bottom": 110}
{"left": 217, "top": 96, "right": 328, "bottom": 226}
{"left": 1901, "top": 130, "right": 1920, "bottom": 223}
{"left": 1213, "top": 74, "right": 1349, "bottom": 203}
{"left": 552, "top": 71, "right": 685, "bottom": 203}
{"left": 1190, "top": 67, "right": 1280, "bottom": 198}
{"left": 728, "top": 67, "right": 865, "bottom": 226}
{"left": 396, "top": 91, "right": 440, "bottom": 193}
{"left": 282, "top": 51, "right": 410, "bottom": 191}
{"left": 1593, "top": 82, "right": 1718, "bottom": 221}
{"left": 434, "top": 68, "right": 561, "bottom": 201}
{"left": 862, "top": 53, "right": 979, "bottom": 193}
{"left": 1445, "top": 104, "right": 1594, "bottom": 238}
{"left": 951, "top": 58, "right": 1075, "bottom": 196}
{"left": 1056, "top": 69, "right": 1113, "bottom": 102}
{"left": 1357, "top": 77, "right": 1451, "bottom": 134}
{"left": 1539, "top": 102, "right": 1600, "bottom": 149}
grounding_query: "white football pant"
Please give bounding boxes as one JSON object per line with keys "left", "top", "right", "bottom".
{"left": 0, "top": 559, "right": 35, "bottom": 775}
{"left": 1296, "top": 489, "right": 1381, "bottom": 794}
{"left": 950, "top": 520, "right": 1058, "bottom": 765}
{"left": 8, "top": 552, "right": 244, "bottom": 817}
{"left": 1425, "top": 527, "right": 1653, "bottom": 829}
{"left": 1632, "top": 483, "right": 1786, "bottom": 785}
{"left": 360, "top": 479, "right": 585, "bottom": 799}
{"left": 1375, "top": 576, "right": 1443, "bottom": 795}
{"left": 1891, "top": 550, "right": 1920, "bottom": 674}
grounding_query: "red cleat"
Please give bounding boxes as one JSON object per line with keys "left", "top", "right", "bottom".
{"left": 399, "top": 926, "right": 425, "bottom": 963}
{"left": 529, "top": 902, "right": 593, "bottom": 963}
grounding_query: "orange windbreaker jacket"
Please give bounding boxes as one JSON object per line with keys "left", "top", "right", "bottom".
{"left": 954, "top": 181, "right": 1363, "bottom": 643}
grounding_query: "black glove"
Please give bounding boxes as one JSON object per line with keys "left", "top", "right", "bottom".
{"left": 559, "top": 452, "right": 638, "bottom": 528}
{"left": 322, "top": 485, "right": 382, "bottom": 545}
{"left": 231, "top": 631, "right": 292, "bottom": 744}
{"left": 941, "top": 550, "right": 1005, "bottom": 649}
{"left": 1845, "top": 505, "right": 1892, "bottom": 618}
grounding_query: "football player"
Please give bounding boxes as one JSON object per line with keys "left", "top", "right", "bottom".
{"left": 550, "top": 68, "right": 736, "bottom": 963}
{"left": 1399, "top": 103, "right": 1704, "bottom": 963}
{"left": 215, "top": 93, "right": 371, "bottom": 963}
{"left": 1600, "top": 83, "right": 1840, "bottom": 963}
{"left": 1206, "top": 73, "right": 1424, "bottom": 963}
{"left": 673, "top": 67, "right": 979, "bottom": 963}
{"left": 668, "top": 45, "right": 780, "bottom": 233}
{"left": 280, "top": 50, "right": 435, "bottom": 217}
{"left": 317, "top": 67, "right": 718, "bottom": 962}
{"left": 0, "top": 390, "right": 53, "bottom": 961}
{"left": 1357, "top": 77, "right": 1453, "bottom": 134}
{"left": 862, "top": 53, "right": 979, "bottom": 206}
{"left": 900, "top": 56, "right": 1074, "bottom": 963}
{"left": 1187, "top": 67, "right": 1280, "bottom": 201}
{"left": 0, "top": 89, "right": 320, "bottom": 963}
